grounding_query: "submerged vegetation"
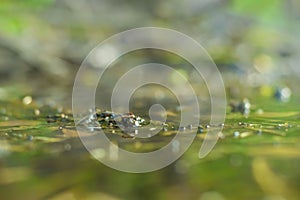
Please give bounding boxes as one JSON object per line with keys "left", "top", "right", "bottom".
{"left": 0, "top": 91, "right": 299, "bottom": 199}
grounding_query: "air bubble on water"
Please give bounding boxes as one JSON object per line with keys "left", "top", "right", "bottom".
{"left": 233, "top": 131, "right": 240, "bottom": 138}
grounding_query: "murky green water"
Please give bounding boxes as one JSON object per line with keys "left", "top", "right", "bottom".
{"left": 0, "top": 94, "right": 299, "bottom": 200}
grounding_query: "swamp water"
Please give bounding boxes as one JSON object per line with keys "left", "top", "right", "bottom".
{"left": 0, "top": 91, "right": 299, "bottom": 200}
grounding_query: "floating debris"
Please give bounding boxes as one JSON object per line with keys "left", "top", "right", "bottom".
{"left": 162, "top": 123, "right": 168, "bottom": 132}
{"left": 96, "top": 110, "right": 146, "bottom": 130}
{"left": 122, "top": 134, "right": 135, "bottom": 139}
{"left": 198, "top": 126, "right": 204, "bottom": 134}
{"left": 76, "top": 109, "right": 151, "bottom": 136}
{"left": 277, "top": 123, "right": 292, "bottom": 130}
{"left": 46, "top": 114, "right": 71, "bottom": 124}
{"left": 207, "top": 123, "right": 225, "bottom": 128}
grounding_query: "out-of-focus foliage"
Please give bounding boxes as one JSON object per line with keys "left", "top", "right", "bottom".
{"left": 0, "top": 0, "right": 54, "bottom": 34}
{"left": 0, "top": 0, "right": 299, "bottom": 107}
{"left": 230, "top": 0, "right": 284, "bottom": 23}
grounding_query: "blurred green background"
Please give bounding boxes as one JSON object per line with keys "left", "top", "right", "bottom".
{"left": 0, "top": 0, "right": 300, "bottom": 200}
{"left": 0, "top": 0, "right": 300, "bottom": 103}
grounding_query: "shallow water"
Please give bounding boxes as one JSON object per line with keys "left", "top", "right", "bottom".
{"left": 0, "top": 94, "right": 299, "bottom": 200}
